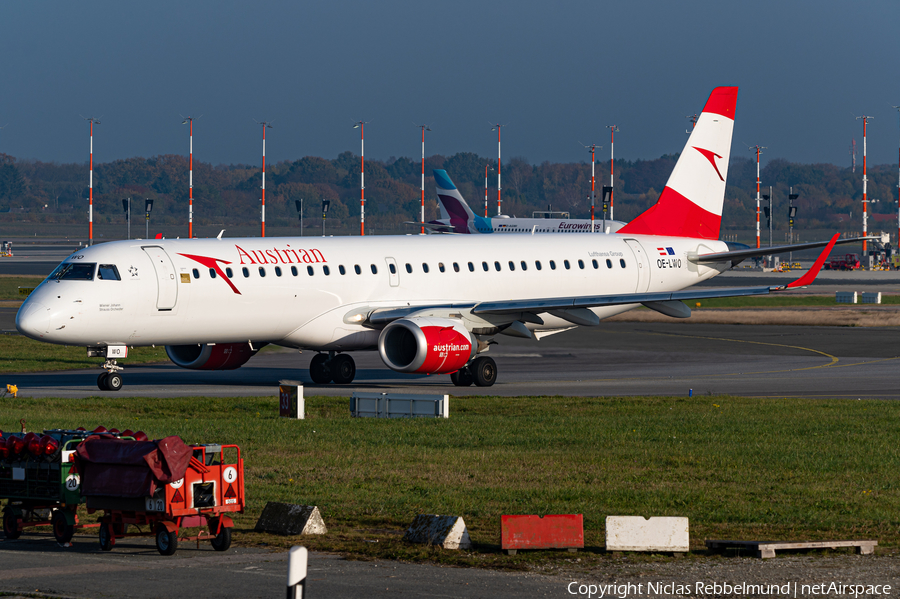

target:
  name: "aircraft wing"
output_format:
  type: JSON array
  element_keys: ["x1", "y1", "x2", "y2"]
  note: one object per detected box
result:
[
  {"x1": 405, "y1": 221, "x2": 458, "y2": 233},
  {"x1": 364, "y1": 235, "x2": 839, "y2": 327},
  {"x1": 691, "y1": 235, "x2": 874, "y2": 266}
]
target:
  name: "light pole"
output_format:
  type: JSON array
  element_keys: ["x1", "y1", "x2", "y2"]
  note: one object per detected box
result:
[
  {"x1": 83, "y1": 117, "x2": 100, "y2": 246},
  {"x1": 417, "y1": 124, "x2": 431, "y2": 234},
  {"x1": 583, "y1": 143, "x2": 601, "y2": 232},
  {"x1": 857, "y1": 115, "x2": 873, "y2": 255},
  {"x1": 254, "y1": 120, "x2": 273, "y2": 237},
  {"x1": 122, "y1": 197, "x2": 131, "y2": 240},
  {"x1": 322, "y1": 199, "x2": 330, "y2": 237},
  {"x1": 686, "y1": 114, "x2": 699, "y2": 133},
  {"x1": 353, "y1": 121, "x2": 368, "y2": 235},
  {"x1": 484, "y1": 164, "x2": 494, "y2": 217},
  {"x1": 893, "y1": 106, "x2": 900, "y2": 249},
  {"x1": 491, "y1": 124, "x2": 503, "y2": 215},
  {"x1": 295, "y1": 199, "x2": 303, "y2": 236},
  {"x1": 788, "y1": 188, "x2": 799, "y2": 262},
  {"x1": 750, "y1": 145, "x2": 766, "y2": 248},
  {"x1": 607, "y1": 125, "x2": 619, "y2": 220},
  {"x1": 144, "y1": 198, "x2": 154, "y2": 239},
  {"x1": 182, "y1": 116, "x2": 198, "y2": 238}
]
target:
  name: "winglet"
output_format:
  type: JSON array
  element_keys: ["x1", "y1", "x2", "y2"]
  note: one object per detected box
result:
[{"x1": 783, "y1": 233, "x2": 839, "y2": 289}]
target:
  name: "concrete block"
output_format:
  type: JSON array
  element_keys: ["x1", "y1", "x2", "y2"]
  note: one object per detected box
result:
[
  {"x1": 255, "y1": 502, "x2": 327, "y2": 535},
  {"x1": 861, "y1": 292, "x2": 882, "y2": 304},
  {"x1": 501, "y1": 514, "x2": 584, "y2": 554},
  {"x1": 835, "y1": 291, "x2": 857, "y2": 304},
  {"x1": 605, "y1": 516, "x2": 689, "y2": 552},
  {"x1": 403, "y1": 514, "x2": 472, "y2": 550}
]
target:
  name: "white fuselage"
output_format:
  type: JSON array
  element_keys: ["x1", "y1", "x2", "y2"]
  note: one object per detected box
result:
[{"x1": 16, "y1": 233, "x2": 728, "y2": 351}]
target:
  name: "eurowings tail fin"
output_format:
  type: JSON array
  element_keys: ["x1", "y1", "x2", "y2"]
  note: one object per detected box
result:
[
  {"x1": 618, "y1": 86, "x2": 738, "y2": 239},
  {"x1": 434, "y1": 169, "x2": 478, "y2": 234}
]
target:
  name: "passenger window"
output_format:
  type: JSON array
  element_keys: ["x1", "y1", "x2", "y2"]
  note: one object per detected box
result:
[
  {"x1": 307, "y1": 266, "x2": 314, "y2": 276},
  {"x1": 242, "y1": 267, "x2": 249, "y2": 278},
  {"x1": 578, "y1": 260, "x2": 585, "y2": 269},
  {"x1": 339, "y1": 265, "x2": 346, "y2": 275},
  {"x1": 549, "y1": 260, "x2": 556, "y2": 270},
  {"x1": 494, "y1": 261, "x2": 501, "y2": 271},
  {"x1": 291, "y1": 266, "x2": 298, "y2": 276},
  {"x1": 354, "y1": 265, "x2": 361, "y2": 275},
  {"x1": 438, "y1": 262, "x2": 446, "y2": 273},
  {"x1": 482, "y1": 261, "x2": 489, "y2": 272},
  {"x1": 606, "y1": 259, "x2": 613, "y2": 268},
  {"x1": 564, "y1": 260, "x2": 571, "y2": 270},
  {"x1": 508, "y1": 261, "x2": 515, "y2": 271},
  {"x1": 323, "y1": 265, "x2": 330, "y2": 275},
  {"x1": 453, "y1": 262, "x2": 460, "y2": 273},
  {"x1": 535, "y1": 261, "x2": 542, "y2": 270},
  {"x1": 225, "y1": 267, "x2": 233, "y2": 278},
  {"x1": 275, "y1": 266, "x2": 282, "y2": 277},
  {"x1": 209, "y1": 268, "x2": 217, "y2": 278},
  {"x1": 592, "y1": 259, "x2": 598, "y2": 269},
  {"x1": 370, "y1": 264, "x2": 378, "y2": 274},
  {"x1": 97, "y1": 264, "x2": 121, "y2": 280},
  {"x1": 422, "y1": 263, "x2": 430, "y2": 273},
  {"x1": 406, "y1": 263, "x2": 412, "y2": 273},
  {"x1": 259, "y1": 267, "x2": 266, "y2": 277},
  {"x1": 192, "y1": 268, "x2": 199, "y2": 279},
  {"x1": 520, "y1": 261, "x2": 527, "y2": 271},
  {"x1": 389, "y1": 263, "x2": 396, "y2": 274},
  {"x1": 468, "y1": 262, "x2": 475, "y2": 272},
  {"x1": 620, "y1": 259, "x2": 626, "y2": 268}
]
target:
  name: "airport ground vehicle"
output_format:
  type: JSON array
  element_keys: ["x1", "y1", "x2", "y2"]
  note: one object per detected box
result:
[
  {"x1": 824, "y1": 253, "x2": 861, "y2": 271},
  {"x1": 77, "y1": 438, "x2": 245, "y2": 555},
  {"x1": 0, "y1": 427, "x2": 137, "y2": 542}
]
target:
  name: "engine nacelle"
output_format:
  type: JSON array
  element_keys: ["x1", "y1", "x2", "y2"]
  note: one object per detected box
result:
[
  {"x1": 378, "y1": 317, "x2": 476, "y2": 374},
  {"x1": 165, "y1": 342, "x2": 263, "y2": 370}
]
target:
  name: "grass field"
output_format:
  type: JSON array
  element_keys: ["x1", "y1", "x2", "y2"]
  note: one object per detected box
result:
[
  {"x1": 0, "y1": 335, "x2": 169, "y2": 373},
  {"x1": 2, "y1": 394, "x2": 897, "y2": 565}
]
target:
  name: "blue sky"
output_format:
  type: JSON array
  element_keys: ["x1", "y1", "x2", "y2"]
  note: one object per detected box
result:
[{"x1": 1, "y1": 1, "x2": 898, "y2": 168}]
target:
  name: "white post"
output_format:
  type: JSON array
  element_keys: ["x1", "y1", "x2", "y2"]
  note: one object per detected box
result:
[{"x1": 286, "y1": 546, "x2": 308, "y2": 599}]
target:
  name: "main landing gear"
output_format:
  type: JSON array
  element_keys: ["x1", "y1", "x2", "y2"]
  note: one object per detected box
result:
[
  {"x1": 97, "y1": 359, "x2": 124, "y2": 392},
  {"x1": 451, "y1": 356, "x2": 497, "y2": 387},
  {"x1": 309, "y1": 352, "x2": 356, "y2": 385}
]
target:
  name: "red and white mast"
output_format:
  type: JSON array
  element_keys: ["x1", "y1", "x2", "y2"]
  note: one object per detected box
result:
[
  {"x1": 418, "y1": 124, "x2": 430, "y2": 234},
  {"x1": 182, "y1": 116, "x2": 196, "y2": 238},
  {"x1": 353, "y1": 121, "x2": 368, "y2": 235},
  {"x1": 84, "y1": 117, "x2": 100, "y2": 246},
  {"x1": 894, "y1": 106, "x2": 900, "y2": 248},
  {"x1": 858, "y1": 116, "x2": 873, "y2": 255},
  {"x1": 584, "y1": 143, "x2": 600, "y2": 232},
  {"x1": 607, "y1": 125, "x2": 619, "y2": 220},
  {"x1": 491, "y1": 124, "x2": 502, "y2": 215},
  {"x1": 750, "y1": 145, "x2": 765, "y2": 249},
  {"x1": 255, "y1": 120, "x2": 273, "y2": 237}
]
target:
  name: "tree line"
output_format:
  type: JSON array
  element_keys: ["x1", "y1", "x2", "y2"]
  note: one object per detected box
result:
[{"x1": 0, "y1": 150, "x2": 897, "y2": 234}]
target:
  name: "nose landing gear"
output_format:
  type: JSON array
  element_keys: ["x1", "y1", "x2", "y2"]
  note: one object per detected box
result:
[{"x1": 97, "y1": 359, "x2": 124, "y2": 391}]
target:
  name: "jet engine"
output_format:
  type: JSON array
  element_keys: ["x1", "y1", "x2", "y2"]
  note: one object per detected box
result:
[
  {"x1": 165, "y1": 342, "x2": 263, "y2": 370},
  {"x1": 377, "y1": 317, "x2": 476, "y2": 374}
]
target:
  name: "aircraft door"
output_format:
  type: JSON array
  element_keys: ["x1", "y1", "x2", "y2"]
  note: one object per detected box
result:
[
  {"x1": 142, "y1": 246, "x2": 179, "y2": 310},
  {"x1": 623, "y1": 239, "x2": 651, "y2": 293},
  {"x1": 385, "y1": 257, "x2": 400, "y2": 287}
]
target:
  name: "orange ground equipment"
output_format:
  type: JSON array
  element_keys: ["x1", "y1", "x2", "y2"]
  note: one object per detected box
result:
[{"x1": 75, "y1": 436, "x2": 244, "y2": 555}]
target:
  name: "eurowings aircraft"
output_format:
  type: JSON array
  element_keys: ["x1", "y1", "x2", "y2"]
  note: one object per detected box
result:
[
  {"x1": 16, "y1": 87, "x2": 857, "y2": 391},
  {"x1": 421, "y1": 169, "x2": 627, "y2": 234}
]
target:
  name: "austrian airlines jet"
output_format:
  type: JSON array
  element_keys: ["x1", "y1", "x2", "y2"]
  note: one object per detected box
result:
[
  {"x1": 15, "y1": 87, "x2": 851, "y2": 391},
  {"x1": 424, "y1": 169, "x2": 626, "y2": 234}
]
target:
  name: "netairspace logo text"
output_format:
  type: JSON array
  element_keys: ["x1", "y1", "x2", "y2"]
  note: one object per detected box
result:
[{"x1": 566, "y1": 581, "x2": 893, "y2": 598}]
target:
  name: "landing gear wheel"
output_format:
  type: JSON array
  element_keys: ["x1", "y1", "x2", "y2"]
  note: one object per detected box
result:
[
  {"x1": 51, "y1": 511, "x2": 75, "y2": 544},
  {"x1": 471, "y1": 356, "x2": 497, "y2": 387},
  {"x1": 3, "y1": 510, "x2": 20, "y2": 540},
  {"x1": 98, "y1": 522, "x2": 115, "y2": 551},
  {"x1": 155, "y1": 524, "x2": 178, "y2": 556},
  {"x1": 97, "y1": 373, "x2": 110, "y2": 391},
  {"x1": 309, "y1": 353, "x2": 332, "y2": 384},
  {"x1": 106, "y1": 373, "x2": 123, "y2": 391},
  {"x1": 450, "y1": 367, "x2": 474, "y2": 387},
  {"x1": 209, "y1": 520, "x2": 232, "y2": 552},
  {"x1": 331, "y1": 354, "x2": 356, "y2": 384}
]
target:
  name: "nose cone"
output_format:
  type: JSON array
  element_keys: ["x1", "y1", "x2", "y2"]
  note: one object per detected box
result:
[{"x1": 16, "y1": 301, "x2": 50, "y2": 339}]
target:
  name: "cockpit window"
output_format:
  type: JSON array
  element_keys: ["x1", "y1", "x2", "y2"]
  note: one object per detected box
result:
[
  {"x1": 97, "y1": 264, "x2": 121, "y2": 280},
  {"x1": 48, "y1": 262, "x2": 96, "y2": 281}
]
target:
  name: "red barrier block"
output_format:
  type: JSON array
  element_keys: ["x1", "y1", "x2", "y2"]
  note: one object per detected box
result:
[{"x1": 501, "y1": 514, "x2": 584, "y2": 555}]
